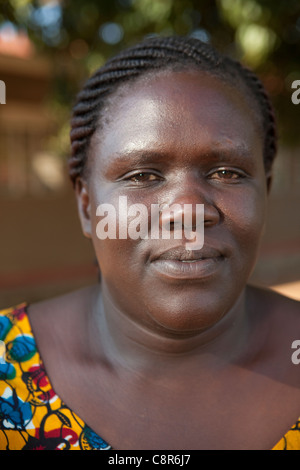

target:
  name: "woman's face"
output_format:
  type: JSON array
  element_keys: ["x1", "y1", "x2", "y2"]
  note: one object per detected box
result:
[{"x1": 77, "y1": 70, "x2": 269, "y2": 333}]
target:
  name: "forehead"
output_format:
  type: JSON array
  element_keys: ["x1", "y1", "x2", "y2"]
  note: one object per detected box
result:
[{"x1": 90, "y1": 70, "x2": 263, "y2": 169}]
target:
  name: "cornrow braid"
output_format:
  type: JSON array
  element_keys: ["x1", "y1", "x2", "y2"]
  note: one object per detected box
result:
[
  {"x1": 69, "y1": 35, "x2": 277, "y2": 186},
  {"x1": 221, "y1": 55, "x2": 277, "y2": 174}
]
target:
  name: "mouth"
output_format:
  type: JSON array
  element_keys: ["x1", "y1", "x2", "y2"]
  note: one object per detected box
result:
[{"x1": 150, "y1": 246, "x2": 226, "y2": 281}]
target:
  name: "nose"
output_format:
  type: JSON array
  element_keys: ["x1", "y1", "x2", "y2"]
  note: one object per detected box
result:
[{"x1": 159, "y1": 174, "x2": 220, "y2": 231}]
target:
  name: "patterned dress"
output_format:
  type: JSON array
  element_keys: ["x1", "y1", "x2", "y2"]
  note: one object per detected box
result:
[
  {"x1": 0, "y1": 304, "x2": 110, "y2": 450},
  {"x1": 0, "y1": 304, "x2": 299, "y2": 450}
]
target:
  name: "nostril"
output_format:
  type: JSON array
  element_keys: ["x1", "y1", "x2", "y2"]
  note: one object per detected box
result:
[
  {"x1": 204, "y1": 204, "x2": 221, "y2": 226},
  {"x1": 159, "y1": 203, "x2": 205, "y2": 231},
  {"x1": 159, "y1": 200, "x2": 220, "y2": 231}
]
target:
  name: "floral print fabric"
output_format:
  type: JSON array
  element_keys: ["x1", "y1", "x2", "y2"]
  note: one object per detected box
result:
[
  {"x1": 272, "y1": 421, "x2": 300, "y2": 450},
  {"x1": 0, "y1": 304, "x2": 111, "y2": 450},
  {"x1": 0, "y1": 303, "x2": 299, "y2": 450}
]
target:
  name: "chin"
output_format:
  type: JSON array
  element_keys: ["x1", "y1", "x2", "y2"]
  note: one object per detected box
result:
[{"x1": 144, "y1": 291, "x2": 234, "y2": 335}]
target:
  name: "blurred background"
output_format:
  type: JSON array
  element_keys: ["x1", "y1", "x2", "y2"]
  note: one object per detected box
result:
[{"x1": 0, "y1": 0, "x2": 299, "y2": 308}]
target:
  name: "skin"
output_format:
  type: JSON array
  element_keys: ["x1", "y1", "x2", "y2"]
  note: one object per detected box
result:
[{"x1": 28, "y1": 70, "x2": 300, "y2": 450}]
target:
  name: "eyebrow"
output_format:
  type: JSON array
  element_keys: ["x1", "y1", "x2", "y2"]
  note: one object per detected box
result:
[
  {"x1": 102, "y1": 150, "x2": 170, "y2": 177},
  {"x1": 103, "y1": 143, "x2": 255, "y2": 175},
  {"x1": 107, "y1": 150, "x2": 170, "y2": 166}
]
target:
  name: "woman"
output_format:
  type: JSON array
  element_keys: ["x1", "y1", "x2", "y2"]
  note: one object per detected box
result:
[{"x1": 0, "y1": 36, "x2": 299, "y2": 450}]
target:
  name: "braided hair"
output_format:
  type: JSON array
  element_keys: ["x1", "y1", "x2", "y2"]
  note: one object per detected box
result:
[{"x1": 69, "y1": 35, "x2": 277, "y2": 186}]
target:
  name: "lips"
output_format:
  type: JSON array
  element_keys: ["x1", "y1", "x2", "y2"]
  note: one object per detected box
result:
[
  {"x1": 152, "y1": 246, "x2": 223, "y2": 262},
  {"x1": 150, "y1": 245, "x2": 226, "y2": 280}
]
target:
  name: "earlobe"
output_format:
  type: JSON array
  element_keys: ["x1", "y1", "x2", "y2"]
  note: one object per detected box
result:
[
  {"x1": 75, "y1": 178, "x2": 92, "y2": 238},
  {"x1": 266, "y1": 170, "x2": 273, "y2": 194}
]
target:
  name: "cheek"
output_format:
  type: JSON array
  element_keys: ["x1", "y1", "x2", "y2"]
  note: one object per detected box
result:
[
  {"x1": 221, "y1": 185, "x2": 268, "y2": 256},
  {"x1": 89, "y1": 191, "x2": 152, "y2": 276},
  {"x1": 93, "y1": 193, "x2": 153, "y2": 240}
]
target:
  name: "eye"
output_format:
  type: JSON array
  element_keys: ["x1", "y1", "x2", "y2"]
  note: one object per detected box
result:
[
  {"x1": 208, "y1": 168, "x2": 246, "y2": 182},
  {"x1": 130, "y1": 172, "x2": 157, "y2": 182},
  {"x1": 123, "y1": 171, "x2": 163, "y2": 184}
]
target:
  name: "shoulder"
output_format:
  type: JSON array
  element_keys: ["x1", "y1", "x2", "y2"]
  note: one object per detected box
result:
[
  {"x1": 27, "y1": 284, "x2": 98, "y2": 335},
  {"x1": 243, "y1": 284, "x2": 300, "y2": 397},
  {"x1": 246, "y1": 284, "x2": 300, "y2": 364},
  {"x1": 27, "y1": 284, "x2": 99, "y2": 365},
  {"x1": 247, "y1": 283, "x2": 300, "y2": 317},
  {"x1": 246, "y1": 283, "x2": 300, "y2": 350}
]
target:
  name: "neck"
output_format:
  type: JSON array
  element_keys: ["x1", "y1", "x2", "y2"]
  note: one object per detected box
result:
[{"x1": 89, "y1": 283, "x2": 251, "y2": 375}]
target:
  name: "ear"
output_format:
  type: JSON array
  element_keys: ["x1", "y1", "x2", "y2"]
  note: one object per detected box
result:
[
  {"x1": 75, "y1": 178, "x2": 92, "y2": 238},
  {"x1": 265, "y1": 170, "x2": 273, "y2": 194}
]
